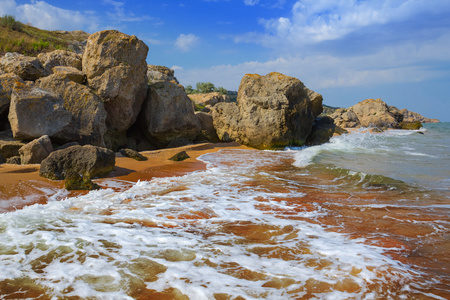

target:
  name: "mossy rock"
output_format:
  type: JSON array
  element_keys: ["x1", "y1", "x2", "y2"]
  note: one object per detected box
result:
[
  {"x1": 64, "y1": 171, "x2": 100, "y2": 191},
  {"x1": 334, "y1": 126, "x2": 348, "y2": 135},
  {"x1": 399, "y1": 121, "x2": 422, "y2": 130},
  {"x1": 168, "y1": 151, "x2": 190, "y2": 161},
  {"x1": 119, "y1": 148, "x2": 147, "y2": 161},
  {"x1": 372, "y1": 127, "x2": 384, "y2": 133}
]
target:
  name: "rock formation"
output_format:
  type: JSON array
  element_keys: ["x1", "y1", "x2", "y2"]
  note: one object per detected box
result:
[
  {"x1": 82, "y1": 30, "x2": 149, "y2": 149},
  {"x1": 142, "y1": 81, "x2": 201, "y2": 148},
  {"x1": 147, "y1": 65, "x2": 179, "y2": 84},
  {"x1": 399, "y1": 108, "x2": 439, "y2": 123},
  {"x1": 37, "y1": 50, "x2": 82, "y2": 73},
  {"x1": 188, "y1": 92, "x2": 230, "y2": 107},
  {"x1": 212, "y1": 72, "x2": 322, "y2": 149},
  {"x1": 39, "y1": 145, "x2": 115, "y2": 180}
]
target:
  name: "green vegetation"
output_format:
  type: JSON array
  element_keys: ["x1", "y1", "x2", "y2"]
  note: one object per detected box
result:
[
  {"x1": 185, "y1": 82, "x2": 228, "y2": 95},
  {"x1": 0, "y1": 15, "x2": 88, "y2": 56}
]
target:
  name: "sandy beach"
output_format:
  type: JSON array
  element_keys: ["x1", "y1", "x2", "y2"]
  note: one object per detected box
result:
[{"x1": 0, "y1": 142, "x2": 250, "y2": 213}]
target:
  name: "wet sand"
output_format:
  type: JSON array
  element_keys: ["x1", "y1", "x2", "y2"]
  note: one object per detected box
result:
[{"x1": 0, "y1": 142, "x2": 249, "y2": 213}]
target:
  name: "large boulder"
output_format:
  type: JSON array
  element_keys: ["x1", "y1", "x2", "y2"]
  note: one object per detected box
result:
[
  {"x1": 37, "y1": 74, "x2": 107, "y2": 146},
  {"x1": 350, "y1": 99, "x2": 400, "y2": 128},
  {"x1": 51, "y1": 66, "x2": 86, "y2": 84},
  {"x1": 399, "y1": 108, "x2": 439, "y2": 123},
  {"x1": 82, "y1": 30, "x2": 149, "y2": 149},
  {"x1": 39, "y1": 145, "x2": 115, "y2": 180},
  {"x1": 141, "y1": 81, "x2": 201, "y2": 148},
  {"x1": 305, "y1": 116, "x2": 336, "y2": 146},
  {"x1": 8, "y1": 83, "x2": 73, "y2": 141},
  {"x1": 19, "y1": 135, "x2": 53, "y2": 164},
  {"x1": 147, "y1": 65, "x2": 179, "y2": 84},
  {"x1": 212, "y1": 72, "x2": 320, "y2": 149},
  {"x1": 0, "y1": 53, "x2": 48, "y2": 81},
  {"x1": 37, "y1": 50, "x2": 82, "y2": 73}
]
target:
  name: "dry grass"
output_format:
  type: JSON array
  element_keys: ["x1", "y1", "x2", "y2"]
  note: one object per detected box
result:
[{"x1": 0, "y1": 15, "x2": 89, "y2": 56}]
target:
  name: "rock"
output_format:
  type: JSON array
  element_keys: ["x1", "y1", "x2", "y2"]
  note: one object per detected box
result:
[
  {"x1": 52, "y1": 66, "x2": 86, "y2": 84},
  {"x1": 0, "y1": 73, "x2": 25, "y2": 116},
  {"x1": 147, "y1": 65, "x2": 179, "y2": 84},
  {"x1": 166, "y1": 137, "x2": 191, "y2": 149},
  {"x1": 6, "y1": 156, "x2": 20, "y2": 164},
  {"x1": 39, "y1": 145, "x2": 115, "y2": 180},
  {"x1": 349, "y1": 99, "x2": 400, "y2": 128},
  {"x1": 399, "y1": 121, "x2": 423, "y2": 130},
  {"x1": 37, "y1": 50, "x2": 82, "y2": 73},
  {"x1": 19, "y1": 135, "x2": 53, "y2": 164},
  {"x1": 188, "y1": 92, "x2": 230, "y2": 107},
  {"x1": 0, "y1": 130, "x2": 26, "y2": 158},
  {"x1": 334, "y1": 126, "x2": 348, "y2": 135},
  {"x1": 399, "y1": 108, "x2": 439, "y2": 123},
  {"x1": 55, "y1": 142, "x2": 79, "y2": 151},
  {"x1": 36, "y1": 74, "x2": 107, "y2": 146},
  {"x1": 64, "y1": 171, "x2": 100, "y2": 190},
  {"x1": 0, "y1": 153, "x2": 5, "y2": 164},
  {"x1": 8, "y1": 83, "x2": 73, "y2": 141},
  {"x1": 329, "y1": 108, "x2": 360, "y2": 128},
  {"x1": 118, "y1": 148, "x2": 147, "y2": 161},
  {"x1": 83, "y1": 30, "x2": 149, "y2": 148},
  {"x1": 0, "y1": 52, "x2": 48, "y2": 81},
  {"x1": 195, "y1": 111, "x2": 220, "y2": 143},
  {"x1": 142, "y1": 81, "x2": 201, "y2": 148},
  {"x1": 305, "y1": 116, "x2": 336, "y2": 146},
  {"x1": 168, "y1": 151, "x2": 190, "y2": 161},
  {"x1": 212, "y1": 72, "x2": 320, "y2": 149}
]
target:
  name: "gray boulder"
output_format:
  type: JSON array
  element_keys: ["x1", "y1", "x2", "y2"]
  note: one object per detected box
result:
[
  {"x1": 39, "y1": 145, "x2": 115, "y2": 180},
  {"x1": 37, "y1": 74, "x2": 107, "y2": 146},
  {"x1": 8, "y1": 84, "x2": 73, "y2": 141},
  {"x1": 212, "y1": 72, "x2": 320, "y2": 149},
  {"x1": 195, "y1": 111, "x2": 220, "y2": 143},
  {"x1": 19, "y1": 135, "x2": 53, "y2": 164},
  {"x1": 305, "y1": 116, "x2": 336, "y2": 146},
  {"x1": 0, "y1": 52, "x2": 48, "y2": 81},
  {"x1": 142, "y1": 81, "x2": 201, "y2": 148}
]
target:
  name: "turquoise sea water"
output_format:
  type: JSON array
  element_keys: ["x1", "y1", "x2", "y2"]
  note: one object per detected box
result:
[{"x1": 0, "y1": 123, "x2": 448, "y2": 299}]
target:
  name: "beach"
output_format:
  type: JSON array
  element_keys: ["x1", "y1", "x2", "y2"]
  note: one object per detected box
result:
[{"x1": 0, "y1": 124, "x2": 449, "y2": 299}]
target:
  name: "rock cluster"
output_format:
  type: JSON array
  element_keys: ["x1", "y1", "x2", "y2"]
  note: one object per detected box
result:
[
  {"x1": 0, "y1": 28, "x2": 336, "y2": 187},
  {"x1": 329, "y1": 98, "x2": 438, "y2": 129}
]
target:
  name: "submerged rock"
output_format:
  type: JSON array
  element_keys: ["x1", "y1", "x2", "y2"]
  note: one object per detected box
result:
[
  {"x1": 399, "y1": 121, "x2": 423, "y2": 130},
  {"x1": 212, "y1": 72, "x2": 321, "y2": 149},
  {"x1": 39, "y1": 145, "x2": 115, "y2": 180},
  {"x1": 64, "y1": 171, "x2": 101, "y2": 190}
]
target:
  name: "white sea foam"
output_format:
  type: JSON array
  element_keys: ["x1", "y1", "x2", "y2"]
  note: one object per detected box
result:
[{"x1": 0, "y1": 150, "x2": 433, "y2": 299}]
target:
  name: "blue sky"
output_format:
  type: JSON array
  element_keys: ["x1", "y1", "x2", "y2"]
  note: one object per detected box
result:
[{"x1": 1, "y1": 0, "x2": 450, "y2": 121}]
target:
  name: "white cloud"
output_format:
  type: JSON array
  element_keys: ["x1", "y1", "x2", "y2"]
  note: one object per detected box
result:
[
  {"x1": 175, "y1": 34, "x2": 200, "y2": 52},
  {"x1": 103, "y1": 0, "x2": 151, "y2": 22},
  {"x1": 244, "y1": 0, "x2": 260, "y2": 5},
  {"x1": 171, "y1": 65, "x2": 183, "y2": 71},
  {"x1": 1, "y1": 0, "x2": 99, "y2": 32}
]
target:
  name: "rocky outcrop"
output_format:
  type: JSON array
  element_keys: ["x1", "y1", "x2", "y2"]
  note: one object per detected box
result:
[
  {"x1": 37, "y1": 74, "x2": 107, "y2": 146},
  {"x1": 18, "y1": 135, "x2": 53, "y2": 164},
  {"x1": 8, "y1": 83, "x2": 73, "y2": 141},
  {"x1": 142, "y1": 81, "x2": 201, "y2": 148},
  {"x1": 147, "y1": 65, "x2": 179, "y2": 84},
  {"x1": 37, "y1": 50, "x2": 82, "y2": 73},
  {"x1": 39, "y1": 145, "x2": 115, "y2": 180},
  {"x1": 0, "y1": 73, "x2": 24, "y2": 117},
  {"x1": 399, "y1": 108, "x2": 439, "y2": 123},
  {"x1": 305, "y1": 116, "x2": 336, "y2": 146},
  {"x1": 0, "y1": 53, "x2": 48, "y2": 81},
  {"x1": 83, "y1": 30, "x2": 149, "y2": 149},
  {"x1": 350, "y1": 99, "x2": 402, "y2": 128},
  {"x1": 212, "y1": 72, "x2": 320, "y2": 149},
  {"x1": 188, "y1": 92, "x2": 230, "y2": 107}
]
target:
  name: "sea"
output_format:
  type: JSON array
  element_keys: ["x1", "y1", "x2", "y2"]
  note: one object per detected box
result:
[{"x1": 0, "y1": 123, "x2": 449, "y2": 299}]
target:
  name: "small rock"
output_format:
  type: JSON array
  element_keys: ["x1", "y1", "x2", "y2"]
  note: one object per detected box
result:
[
  {"x1": 168, "y1": 151, "x2": 190, "y2": 161},
  {"x1": 0, "y1": 153, "x2": 5, "y2": 164},
  {"x1": 19, "y1": 135, "x2": 53, "y2": 164},
  {"x1": 399, "y1": 121, "x2": 422, "y2": 130},
  {"x1": 118, "y1": 148, "x2": 148, "y2": 161},
  {"x1": 6, "y1": 156, "x2": 21, "y2": 165},
  {"x1": 64, "y1": 171, "x2": 101, "y2": 190}
]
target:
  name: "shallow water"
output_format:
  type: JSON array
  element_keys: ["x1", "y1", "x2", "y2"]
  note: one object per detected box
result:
[{"x1": 0, "y1": 124, "x2": 449, "y2": 299}]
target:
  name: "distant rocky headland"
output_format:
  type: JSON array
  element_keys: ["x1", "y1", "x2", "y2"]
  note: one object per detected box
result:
[{"x1": 0, "y1": 25, "x2": 438, "y2": 189}]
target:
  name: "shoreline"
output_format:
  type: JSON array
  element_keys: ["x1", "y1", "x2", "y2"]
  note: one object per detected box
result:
[{"x1": 0, "y1": 142, "x2": 250, "y2": 213}]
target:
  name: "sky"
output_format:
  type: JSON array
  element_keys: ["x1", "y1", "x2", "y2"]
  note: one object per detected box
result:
[{"x1": 1, "y1": 0, "x2": 449, "y2": 121}]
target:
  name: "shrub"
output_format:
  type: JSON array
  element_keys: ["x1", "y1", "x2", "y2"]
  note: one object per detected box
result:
[{"x1": 0, "y1": 15, "x2": 23, "y2": 31}]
